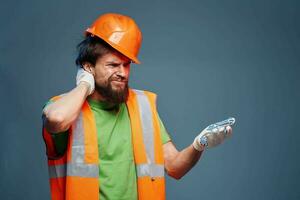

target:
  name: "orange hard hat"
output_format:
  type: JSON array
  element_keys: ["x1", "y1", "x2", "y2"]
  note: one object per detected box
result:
[{"x1": 85, "y1": 13, "x2": 142, "y2": 64}]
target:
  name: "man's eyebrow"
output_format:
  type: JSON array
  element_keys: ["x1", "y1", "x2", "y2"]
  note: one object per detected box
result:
[
  {"x1": 105, "y1": 61, "x2": 131, "y2": 65},
  {"x1": 105, "y1": 61, "x2": 120, "y2": 64},
  {"x1": 124, "y1": 61, "x2": 131, "y2": 65}
]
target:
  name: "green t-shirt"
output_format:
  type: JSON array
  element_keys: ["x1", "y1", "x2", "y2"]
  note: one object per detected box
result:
[{"x1": 44, "y1": 97, "x2": 171, "y2": 200}]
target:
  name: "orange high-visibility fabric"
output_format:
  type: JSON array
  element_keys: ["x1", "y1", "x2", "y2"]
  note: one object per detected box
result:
[
  {"x1": 126, "y1": 90, "x2": 148, "y2": 164},
  {"x1": 44, "y1": 99, "x2": 99, "y2": 200},
  {"x1": 137, "y1": 177, "x2": 166, "y2": 200},
  {"x1": 43, "y1": 89, "x2": 165, "y2": 200},
  {"x1": 127, "y1": 90, "x2": 165, "y2": 200}
]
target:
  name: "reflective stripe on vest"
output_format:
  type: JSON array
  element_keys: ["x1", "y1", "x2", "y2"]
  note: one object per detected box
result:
[
  {"x1": 49, "y1": 163, "x2": 98, "y2": 178},
  {"x1": 133, "y1": 90, "x2": 164, "y2": 179},
  {"x1": 48, "y1": 112, "x2": 99, "y2": 179},
  {"x1": 136, "y1": 163, "x2": 164, "y2": 178}
]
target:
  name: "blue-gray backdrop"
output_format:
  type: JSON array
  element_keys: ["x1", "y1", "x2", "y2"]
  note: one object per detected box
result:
[{"x1": 1, "y1": 0, "x2": 299, "y2": 199}]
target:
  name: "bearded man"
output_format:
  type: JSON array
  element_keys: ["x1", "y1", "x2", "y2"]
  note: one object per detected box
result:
[{"x1": 42, "y1": 13, "x2": 234, "y2": 200}]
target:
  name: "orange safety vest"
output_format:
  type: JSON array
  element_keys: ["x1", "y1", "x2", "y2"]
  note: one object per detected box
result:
[{"x1": 43, "y1": 89, "x2": 166, "y2": 200}]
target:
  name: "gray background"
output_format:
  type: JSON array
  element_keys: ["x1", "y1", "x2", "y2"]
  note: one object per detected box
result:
[{"x1": 1, "y1": 0, "x2": 299, "y2": 199}]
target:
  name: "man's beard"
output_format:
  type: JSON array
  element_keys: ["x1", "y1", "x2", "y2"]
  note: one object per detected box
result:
[{"x1": 95, "y1": 77, "x2": 129, "y2": 104}]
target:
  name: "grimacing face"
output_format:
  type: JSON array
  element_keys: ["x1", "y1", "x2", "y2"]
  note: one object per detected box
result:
[{"x1": 84, "y1": 51, "x2": 131, "y2": 104}]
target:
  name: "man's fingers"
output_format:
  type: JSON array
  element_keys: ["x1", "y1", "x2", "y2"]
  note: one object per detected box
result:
[
  {"x1": 224, "y1": 126, "x2": 232, "y2": 138},
  {"x1": 198, "y1": 120, "x2": 235, "y2": 149}
]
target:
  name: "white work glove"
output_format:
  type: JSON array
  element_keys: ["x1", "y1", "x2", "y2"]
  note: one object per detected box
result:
[
  {"x1": 76, "y1": 68, "x2": 95, "y2": 95},
  {"x1": 193, "y1": 117, "x2": 235, "y2": 151}
]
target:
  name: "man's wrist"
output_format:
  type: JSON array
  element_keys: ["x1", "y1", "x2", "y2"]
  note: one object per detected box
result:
[
  {"x1": 192, "y1": 137, "x2": 205, "y2": 152},
  {"x1": 78, "y1": 81, "x2": 92, "y2": 95}
]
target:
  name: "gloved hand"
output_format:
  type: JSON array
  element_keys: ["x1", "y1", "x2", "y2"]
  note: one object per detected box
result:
[
  {"x1": 193, "y1": 117, "x2": 235, "y2": 151},
  {"x1": 76, "y1": 68, "x2": 95, "y2": 95}
]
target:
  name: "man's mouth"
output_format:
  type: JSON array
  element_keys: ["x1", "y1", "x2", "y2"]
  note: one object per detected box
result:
[
  {"x1": 112, "y1": 79, "x2": 126, "y2": 82},
  {"x1": 111, "y1": 80, "x2": 127, "y2": 86}
]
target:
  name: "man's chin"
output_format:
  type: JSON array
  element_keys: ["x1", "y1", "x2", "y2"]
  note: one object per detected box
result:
[
  {"x1": 111, "y1": 86, "x2": 125, "y2": 92},
  {"x1": 111, "y1": 90, "x2": 129, "y2": 104},
  {"x1": 98, "y1": 86, "x2": 128, "y2": 104},
  {"x1": 111, "y1": 84, "x2": 127, "y2": 93}
]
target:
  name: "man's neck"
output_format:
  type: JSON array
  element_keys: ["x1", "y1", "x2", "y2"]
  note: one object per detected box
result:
[
  {"x1": 88, "y1": 91, "x2": 117, "y2": 107},
  {"x1": 89, "y1": 90, "x2": 105, "y2": 102}
]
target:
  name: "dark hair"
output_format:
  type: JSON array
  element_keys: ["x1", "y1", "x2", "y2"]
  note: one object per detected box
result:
[{"x1": 75, "y1": 35, "x2": 115, "y2": 67}]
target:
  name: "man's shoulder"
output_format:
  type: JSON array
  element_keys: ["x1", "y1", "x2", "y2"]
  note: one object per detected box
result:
[
  {"x1": 129, "y1": 88, "x2": 159, "y2": 105},
  {"x1": 130, "y1": 88, "x2": 157, "y2": 96}
]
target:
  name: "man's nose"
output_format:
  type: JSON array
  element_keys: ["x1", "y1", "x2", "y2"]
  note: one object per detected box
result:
[{"x1": 116, "y1": 65, "x2": 128, "y2": 78}]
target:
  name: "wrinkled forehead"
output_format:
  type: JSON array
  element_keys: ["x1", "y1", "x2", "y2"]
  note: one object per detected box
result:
[{"x1": 99, "y1": 50, "x2": 132, "y2": 64}]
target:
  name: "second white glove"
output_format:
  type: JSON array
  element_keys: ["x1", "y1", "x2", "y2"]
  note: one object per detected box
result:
[{"x1": 76, "y1": 68, "x2": 95, "y2": 95}]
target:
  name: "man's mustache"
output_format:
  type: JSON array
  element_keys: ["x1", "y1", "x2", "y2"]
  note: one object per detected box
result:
[{"x1": 109, "y1": 76, "x2": 128, "y2": 83}]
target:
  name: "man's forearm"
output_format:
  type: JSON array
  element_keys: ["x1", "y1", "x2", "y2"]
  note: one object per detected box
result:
[
  {"x1": 164, "y1": 142, "x2": 203, "y2": 179},
  {"x1": 43, "y1": 82, "x2": 90, "y2": 133}
]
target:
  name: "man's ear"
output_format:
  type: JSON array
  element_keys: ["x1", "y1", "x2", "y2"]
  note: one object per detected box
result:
[{"x1": 82, "y1": 62, "x2": 95, "y2": 75}]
